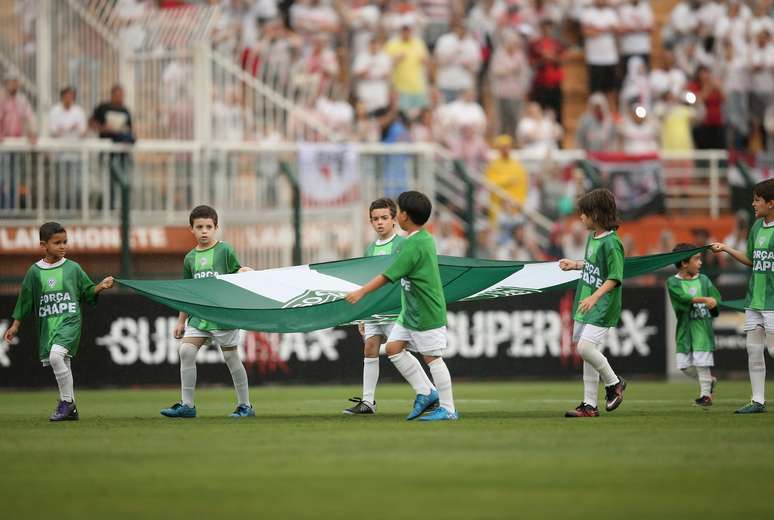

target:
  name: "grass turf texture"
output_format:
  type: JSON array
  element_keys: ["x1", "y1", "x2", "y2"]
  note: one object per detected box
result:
[{"x1": 1, "y1": 381, "x2": 773, "y2": 520}]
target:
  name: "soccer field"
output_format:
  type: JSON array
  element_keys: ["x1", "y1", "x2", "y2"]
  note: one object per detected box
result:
[{"x1": 1, "y1": 381, "x2": 773, "y2": 520}]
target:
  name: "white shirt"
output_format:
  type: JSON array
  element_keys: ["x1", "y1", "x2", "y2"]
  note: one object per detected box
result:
[
  {"x1": 49, "y1": 103, "x2": 86, "y2": 139},
  {"x1": 581, "y1": 6, "x2": 619, "y2": 65},
  {"x1": 433, "y1": 32, "x2": 482, "y2": 91},
  {"x1": 436, "y1": 99, "x2": 486, "y2": 135},
  {"x1": 749, "y1": 43, "x2": 774, "y2": 95},
  {"x1": 349, "y1": 5, "x2": 381, "y2": 56},
  {"x1": 618, "y1": 118, "x2": 658, "y2": 154},
  {"x1": 352, "y1": 50, "x2": 392, "y2": 113},
  {"x1": 618, "y1": 1, "x2": 653, "y2": 55}
]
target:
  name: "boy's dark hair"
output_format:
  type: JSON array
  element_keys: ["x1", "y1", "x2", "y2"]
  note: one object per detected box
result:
[
  {"x1": 39, "y1": 221, "x2": 66, "y2": 242},
  {"x1": 577, "y1": 189, "x2": 620, "y2": 230},
  {"x1": 189, "y1": 205, "x2": 218, "y2": 227},
  {"x1": 369, "y1": 197, "x2": 397, "y2": 218},
  {"x1": 672, "y1": 242, "x2": 698, "y2": 269},
  {"x1": 397, "y1": 191, "x2": 432, "y2": 226},
  {"x1": 753, "y1": 179, "x2": 774, "y2": 202}
]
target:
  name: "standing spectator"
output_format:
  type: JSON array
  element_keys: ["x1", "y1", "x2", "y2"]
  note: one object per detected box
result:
[
  {"x1": 714, "y1": 0, "x2": 751, "y2": 53},
  {"x1": 581, "y1": 0, "x2": 621, "y2": 106},
  {"x1": 663, "y1": 0, "x2": 700, "y2": 49},
  {"x1": 649, "y1": 49, "x2": 687, "y2": 101},
  {"x1": 90, "y1": 84, "x2": 135, "y2": 143},
  {"x1": 617, "y1": 102, "x2": 659, "y2": 154},
  {"x1": 418, "y1": 0, "x2": 460, "y2": 50},
  {"x1": 529, "y1": 19, "x2": 565, "y2": 127},
  {"x1": 0, "y1": 75, "x2": 37, "y2": 209},
  {"x1": 688, "y1": 65, "x2": 726, "y2": 149},
  {"x1": 717, "y1": 38, "x2": 751, "y2": 151},
  {"x1": 49, "y1": 86, "x2": 87, "y2": 210},
  {"x1": 434, "y1": 20, "x2": 482, "y2": 102},
  {"x1": 576, "y1": 93, "x2": 615, "y2": 151},
  {"x1": 674, "y1": 37, "x2": 715, "y2": 80},
  {"x1": 290, "y1": 0, "x2": 340, "y2": 39},
  {"x1": 618, "y1": 0, "x2": 653, "y2": 70},
  {"x1": 352, "y1": 36, "x2": 392, "y2": 115},
  {"x1": 619, "y1": 56, "x2": 652, "y2": 112},
  {"x1": 490, "y1": 30, "x2": 530, "y2": 138},
  {"x1": 485, "y1": 134, "x2": 529, "y2": 221},
  {"x1": 385, "y1": 21, "x2": 430, "y2": 115},
  {"x1": 749, "y1": 27, "x2": 774, "y2": 148},
  {"x1": 517, "y1": 101, "x2": 562, "y2": 153},
  {"x1": 659, "y1": 91, "x2": 696, "y2": 152}
]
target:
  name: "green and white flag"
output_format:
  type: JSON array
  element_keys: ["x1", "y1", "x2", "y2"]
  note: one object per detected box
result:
[{"x1": 118, "y1": 247, "x2": 706, "y2": 333}]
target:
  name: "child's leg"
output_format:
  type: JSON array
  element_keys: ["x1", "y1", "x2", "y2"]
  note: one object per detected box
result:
[
  {"x1": 386, "y1": 340, "x2": 432, "y2": 396},
  {"x1": 746, "y1": 326, "x2": 766, "y2": 404},
  {"x1": 49, "y1": 345, "x2": 74, "y2": 403},
  {"x1": 696, "y1": 366, "x2": 713, "y2": 397},
  {"x1": 425, "y1": 355, "x2": 455, "y2": 413},
  {"x1": 221, "y1": 345, "x2": 250, "y2": 406},
  {"x1": 180, "y1": 338, "x2": 205, "y2": 406},
  {"x1": 362, "y1": 335, "x2": 382, "y2": 404},
  {"x1": 583, "y1": 362, "x2": 600, "y2": 408},
  {"x1": 576, "y1": 333, "x2": 619, "y2": 387}
]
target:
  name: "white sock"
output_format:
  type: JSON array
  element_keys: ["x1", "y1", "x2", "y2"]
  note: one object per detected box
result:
[
  {"x1": 747, "y1": 329, "x2": 766, "y2": 404},
  {"x1": 420, "y1": 360, "x2": 437, "y2": 392},
  {"x1": 428, "y1": 358, "x2": 455, "y2": 412},
  {"x1": 49, "y1": 345, "x2": 74, "y2": 403},
  {"x1": 577, "y1": 340, "x2": 619, "y2": 386},
  {"x1": 362, "y1": 357, "x2": 379, "y2": 404},
  {"x1": 583, "y1": 361, "x2": 599, "y2": 408},
  {"x1": 179, "y1": 343, "x2": 198, "y2": 407},
  {"x1": 681, "y1": 366, "x2": 698, "y2": 379},
  {"x1": 696, "y1": 367, "x2": 713, "y2": 397},
  {"x1": 378, "y1": 344, "x2": 387, "y2": 356},
  {"x1": 222, "y1": 348, "x2": 250, "y2": 406},
  {"x1": 389, "y1": 350, "x2": 431, "y2": 396},
  {"x1": 767, "y1": 332, "x2": 774, "y2": 358}
]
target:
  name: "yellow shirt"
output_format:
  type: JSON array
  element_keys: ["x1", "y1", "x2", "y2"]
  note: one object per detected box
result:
[
  {"x1": 384, "y1": 37, "x2": 428, "y2": 95},
  {"x1": 485, "y1": 157, "x2": 528, "y2": 218},
  {"x1": 660, "y1": 105, "x2": 694, "y2": 151}
]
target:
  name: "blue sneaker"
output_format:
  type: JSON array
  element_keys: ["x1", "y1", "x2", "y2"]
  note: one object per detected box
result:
[
  {"x1": 417, "y1": 407, "x2": 459, "y2": 422},
  {"x1": 406, "y1": 389, "x2": 439, "y2": 420},
  {"x1": 735, "y1": 401, "x2": 766, "y2": 414},
  {"x1": 160, "y1": 402, "x2": 196, "y2": 418},
  {"x1": 230, "y1": 404, "x2": 256, "y2": 418}
]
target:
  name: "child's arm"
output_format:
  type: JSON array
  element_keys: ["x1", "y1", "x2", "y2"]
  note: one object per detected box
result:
[
  {"x1": 711, "y1": 242, "x2": 752, "y2": 267},
  {"x1": 346, "y1": 275, "x2": 389, "y2": 304},
  {"x1": 93, "y1": 276, "x2": 115, "y2": 296},
  {"x1": 578, "y1": 279, "x2": 620, "y2": 313},
  {"x1": 559, "y1": 259, "x2": 585, "y2": 271},
  {"x1": 579, "y1": 239, "x2": 623, "y2": 313},
  {"x1": 3, "y1": 319, "x2": 21, "y2": 343},
  {"x1": 5, "y1": 270, "x2": 35, "y2": 342},
  {"x1": 174, "y1": 311, "x2": 188, "y2": 339}
]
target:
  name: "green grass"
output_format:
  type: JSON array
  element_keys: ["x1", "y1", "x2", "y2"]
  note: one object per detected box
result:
[{"x1": 1, "y1": 381, "x2": 773, "y2": 520}]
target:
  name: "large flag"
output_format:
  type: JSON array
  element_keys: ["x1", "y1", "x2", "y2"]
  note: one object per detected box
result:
[{"x1": 118, "y1": 247, "x2": 705, "y2": 333}]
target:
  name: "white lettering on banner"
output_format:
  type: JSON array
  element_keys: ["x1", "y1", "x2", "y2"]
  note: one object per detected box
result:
[
  {"x1": 0, "y1": 226, "x2": 168, "y2": 251},
  {"x1": 446, "y1": 310, "x2": 655, "y2": 358},
  {"x1": 278, "y1": 330, "x2": 344, "y2": 362}
]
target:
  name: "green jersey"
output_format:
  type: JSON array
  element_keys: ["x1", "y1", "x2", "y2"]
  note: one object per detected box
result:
[
  {"x1": 11, "y1": 258, "x2": 98, "y2": 361},
  {"x1": 573, "y1": 231, "x2": 624, "y2": 327},
  {"x1": 183, "y1": 241, "x2": 241, "y2": 331},
  {"x1": 365, "y1": 234, "x2": 406, "y2": 257},
  {"x1": 745, "y1": 218, "x2": 774, "y2": 311},
  {"x1": 383, "y1": 229, "x2": 446, "y2": 331},
  {"x1": 667, "y1": 274, "x2": 721, "y2": 353}
]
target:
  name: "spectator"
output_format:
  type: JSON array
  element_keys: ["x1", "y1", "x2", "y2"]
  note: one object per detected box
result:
[
  {"x1": 663, "y1": 0, "x2": 701, "y2": 49},
  {"x1": 447, "y1": 124, "x2": 489, "y2": 175},
  {"x1": 290, "y1": 0, "x2": 340, "y2": 39},
  {"x1": 353, "y1": 101, "x2": 380, "y2": 142},
  {"x1": 335, "y1": 0, "x2": 381, "y2": 57},
  {"x1": 418, "y1": 0, "x2": 460, "y2": 50},
  {"x1": 436, "y1": 89, "x2": 487, "y2": 140},
  {"x1": 617, "y1": 102, "x2": 659, "y2": 154},
  {"x1": 495, "y1": 221, "x2": 543, "y2": 261},
  {"x1": 619, "y1": 55, "x2": 651, "y2": 112},
  {"x1": 749, "y1": 27, "x2": 774, "y2": 148},
  {"x1": 90, "y1": 84, "x2": 135, "y2": 143},
  {"x1": 529, "y1": 19, "x2": 564, "y2": 127},
  {"x1": 649, "y1": 49, "x2": 687, "y2": 101},
  {"x1": 485, "y1": 134, "x2": 529, "y2": 221},
  {"x1": 687, "y1": 65, "x2": 726, "y2": 149},
  {"x1": 659, "y1": 90, "x2": 696, "y2": 152},
  {"x1": 435, "y1": 211, "x2": 468, "y2": 256},
  {"x1": 517, "y1": 101, "x2": 562, "y2": 153},
  {"x1": 385, "y1": 20, "x2": 430, "y2": 116},
  {"x1": 674, "y1": 37, "x2": 714, "y2": 79},
  {"x1": 410, "y1": 108, "x2": 436, "y2": 142},
  {"x1": 714, "y1": 0, "x2": 750, "y2": 53},
  {"x1": 352, "y1": 35, "x2": 392, "y2": 115},
  {"x1": 0, "y1": 75, "x2": 37, "y2": 210},
  {"x1": 49, "y1": 86, "x2": 87, "y2": 210},
  {"x1": 575, "y1": 93, "x2": 614, "y2": 152},
  {"x1": 561, "y1": 220, "x2": 588, "y2": 260},
  {"x1": 618, "y1": 0, "x2": 654, "y2": 69},
  {"x1": 298, "y1": 34, "x2": 339, "y2": 97},
  {"x1": 434, "y1": 20, "x2": 482, "y2": 102},
  {"x1": 581, "y1": 0, "x2": 621, "y2": 104},
  {"x1": 717, "y1": 38, "x2": 750, "y2": 151},
  {"x1": 490, "y1": 30, "x2": 530, "y2": 138}
]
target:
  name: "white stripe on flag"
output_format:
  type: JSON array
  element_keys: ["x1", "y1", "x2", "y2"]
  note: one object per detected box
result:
[
  {"x1": 469, "y1": 261, "x2": 580, "y2": 297},
  {"x1": 217, "y1": 265, "x2": 362, "y2": 303}
]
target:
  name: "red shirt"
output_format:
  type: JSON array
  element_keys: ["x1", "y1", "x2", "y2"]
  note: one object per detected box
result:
[
  {"x1": 688, "y1": 81, "x2": 724, "y2": 127},
  {"x1": 530, "y1": 37, "x2": 564, "y2": 88}
]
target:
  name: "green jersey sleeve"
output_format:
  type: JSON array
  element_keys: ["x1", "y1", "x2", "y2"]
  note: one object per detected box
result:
[
  {"x1": 10, "y1": 268, "x2": 35, "y2": 321},
  {"x1": 77, "y1": 265, "x2": 98, "y2": 306},
  {"x1": 383, "y1": 241, "x2": 418, "y2": 282},
  {"x1": 747, "y1": 222, "x2": 756, "y2": 261},
  {"x1": 183, "y1": 252, "x2": 193, "y2": 280},
  {"x1": 225, "y1": 243, "x2": 241, "y2": 274},
  {"x1": 606, "y1": 239, "x2": 624, "y2": 282},
  {"x1": 667, "y1": 276, "x2": 692, "y2": 314}
]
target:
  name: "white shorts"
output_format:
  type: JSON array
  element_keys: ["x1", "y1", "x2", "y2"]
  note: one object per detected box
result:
[
  {"x1": 387, "y1": 322, "x2": 447, "y2": 357},
  {"x1": 183, "y1": 324, "x2": 240, "y2": 348},
  {"x1": 363, "y1": 322, "x2": 394, "y2": 341},
  {"x1": 676, "y1": 351, "x2": 715, "y2": 369},
  {"x1": 744, "y1": 310, "x2": 774, "y2": 333},
  {"x1": 572, "y1": 321, "x2": 610, "y2": 345},
  {"x1": 41, "y1": 344, "x2": 71, "y2": 367}
]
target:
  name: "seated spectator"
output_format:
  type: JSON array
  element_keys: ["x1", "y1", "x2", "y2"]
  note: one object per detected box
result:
[
  {"x1": 618, "y1": 0, "x2": 654, "y2": 69},
  {"x1": 352, "y1": 36, "x2": 392, "y2": 115},
  {"x1": 385, "y1": 20, "x2": 430, "y2": 116},
  {"x1": 90, "y1": 84, "x2": 135, "y2": 143},
  {"x1": 433, "y1": 20, "x2": 481, "y2": 102},
  {"x1": 575, "y1": 93, "x2": 614, "y2": 152},
  {"x1": 581, "y1": 0, "x2": 620, "y2": 104},
  {"x1": 517, "y1": 101, "x2": 562, "y2": 154},
  {"x1": 490, "y1": 30, "x2": 530, "y2": 138},
  {"x1": 529, "y1": 19, "x2": 564, "y2": 127},
  {"x1": 485, "y1": 134, "x2": 529, "y2": 221},
  {"x1": 687, "y1": 65, "x2": 725, "y2": 149},
  {"x1": 617, "y1": 102, "x2": 659, "y2": 154}
]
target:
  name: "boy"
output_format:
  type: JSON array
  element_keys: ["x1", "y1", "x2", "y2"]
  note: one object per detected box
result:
[
  {"x1": 667, "y1": 243, "x2": 721, "y2": 406},
  {"x1": 343, "y1": 198, "x2": 437, "y2": 415},
  {"x1": 3, "y1": 222, "x2": 114, "y2": 421},
  {"x1": 559, "y1": 188, "x2": 627, "y2": 418},
  {"x1": 711, "y1": 178, "x2": 774, "y2": 414},
  {"x1": 160, "y1": 205, "x2": 255, "y2": 418},
  {"x1": 346, "y1": 191, "x2": 458, "y2": 421}
]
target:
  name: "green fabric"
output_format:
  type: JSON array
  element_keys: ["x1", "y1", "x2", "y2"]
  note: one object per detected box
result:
[
  {"x1": 364, "y1": 234, "x2": 406, "y2": 257},
  {"x1": 383, "y1": 229, "x2": 446, "y2": 331},
  {"x1": 746, "y1": 219, "x2": 774, "y2": 311},
  {"x1": 573, "y1": 231, "x2": 625, "y2": 327},
  {"x1": 11, "y1": 259, "x2": 97, "y2": 360},
  {"x1": 667, "y1": 274, "x2": 721, "y2": 353},
  {"x1": 183, "y1": 241, "x2": 241, "y2": 331}
]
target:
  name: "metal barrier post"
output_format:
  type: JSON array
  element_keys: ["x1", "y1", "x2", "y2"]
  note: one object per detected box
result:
[
  {"x1": 110, "y1": 154, "x2": 132, "y2": 278},
  {"x1": 453, "y1": 160, "x2": 476, "y2": 258},
  {"x1": 280, "y1": 161, "x2": 302, "y2": 265}
]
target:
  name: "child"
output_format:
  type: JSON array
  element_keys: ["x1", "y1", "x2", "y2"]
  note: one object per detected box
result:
[
  {"x1": 667, "y1": 243, "x2": 721, "y2": 406},
  {"x1": 160, "y1": 205, "x2": 255, "y2": 418},
  {"x1": 559, "y1": 189, "x2": 627, "y2": 418},
  {"x1": 711, "y1": 178, "x2": 774, "y2": 414},
  {"x1": 346, "y1": 191, "x2": 458, "y2": 421},
  {"x1": 343, "y1": 197, "x2": 437, "y2": 415},
  {"x1": 3, "y1": 222, "x2": 114, "y2": 421}
]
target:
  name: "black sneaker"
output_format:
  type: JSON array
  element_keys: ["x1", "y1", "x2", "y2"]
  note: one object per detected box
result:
[
  {"x1": 564, "y1": 402, "x2": 600, "y2": 417},
  {"x1": 605, "y1": 377, "x2": 627, "y2": 412},
  {"x1": 342, "y1": 397, "x2": 376, "y2": 415},
  {"x1": 50, "y1": 400, "x2": 79, "y2": 422},
  {"x1": 694, "y1": 395, "x2": 713, "y2": 407}
]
